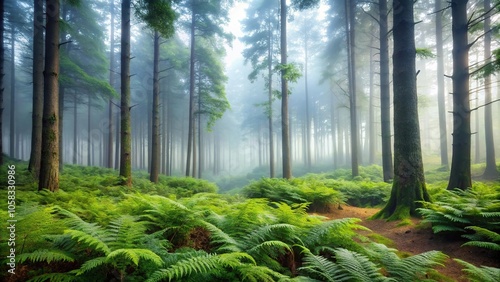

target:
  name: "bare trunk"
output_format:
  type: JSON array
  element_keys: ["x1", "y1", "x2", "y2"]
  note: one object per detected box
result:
[
  {"x1": 447, "y1": 0, "x2": 471, "y2": 190},
  {"x1": 380, "y1": 0, "x2": 393, "y2": 181},
  {"x1": 186, "y1": 8, "x2": 196, "y2": 177},
  {"x1": 374, "y1": 0, "x2": 429, "y2": 219},
  {"x1": 346, "y1": 0, "x2": 359, "y2": 177},
  {"x1": 482, "y1": 0, "x2": 499, "y2": 179},
  {"x1": 10, "y1": 26, "x2": 15, "y2": 158},
  {"x1": 267, "y1": 18, "x2": 275, "y2": 178},
  {"x1": 28, "y1": 0, "x2": 44, "y2": 176},
  {"x1": 0, "y1": 0, "x2": 3, "y2": 165},
  {"x1": 150, "y1": 31, "x2": 160, "y2": 183},
  {"x1": 119, "y1": 0, "x2": 132, "y2": 186},
  {"x1": 39, "y1": 0, "x2": 60, "y2": 192},
  {"x1": 280, "y1": 0, "x2": 291, "y2": 179},
  {"x1": 107, "y1": 0, "x2": 115, "y2": 169}
]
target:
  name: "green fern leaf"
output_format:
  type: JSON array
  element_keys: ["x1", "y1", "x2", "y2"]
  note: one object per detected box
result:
[
  {"x1": 247, "y1": 240, "x2": 292, "y2": 258},
  {"x1": 454, "y1": 259, "x2": 500, "y2": 282},
  {"x1": 462, "y1": 241, "x2": 500, "y2": 251},
  {"x1": 201, "y1": 220, "x2": 241, "y2": 253},
  {"x1": 75, "y1": 257, "x2": 107, "y2": 275},
  {"x1": 27, "y1": 273, "x2": 77, "y2": 282},
  {"x1": 64, "y1": 229, "x2": 111, "y2": 254},
  {"x1": 107, "y1": 248, "x2": 163, "y2": 266},
  {"x1": 333, "y1": 248, "x2": 390, "y2": 282},
  {"x1": 17, "y1": 249, "x2": 75, "y2": 264}
]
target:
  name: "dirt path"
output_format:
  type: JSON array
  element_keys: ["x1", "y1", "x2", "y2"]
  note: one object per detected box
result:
[{"x1": 322, "y1": 205, "x2": 500, "y2": 282}]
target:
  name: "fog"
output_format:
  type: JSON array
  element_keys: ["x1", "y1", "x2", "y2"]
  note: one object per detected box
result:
[{"x1": 2, "y1": 0, "x2": 500, "y2": 182}]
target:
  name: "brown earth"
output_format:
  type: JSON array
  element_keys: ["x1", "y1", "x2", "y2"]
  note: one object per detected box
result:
[{"x1": 322, "y1": 205, "x2": 500, "y2": 282}]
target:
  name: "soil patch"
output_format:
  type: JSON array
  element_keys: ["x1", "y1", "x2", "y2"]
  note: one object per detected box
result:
[{"x1": 322, "y1": 205, "x2": 500, "y2": 282}]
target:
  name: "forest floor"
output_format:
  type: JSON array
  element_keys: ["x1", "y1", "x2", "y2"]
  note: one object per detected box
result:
[{"x1": 322, "y1": 205, "x2": 500, "y2": 282}]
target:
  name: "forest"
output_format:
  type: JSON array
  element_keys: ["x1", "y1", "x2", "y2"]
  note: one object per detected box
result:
[{"x1": 1, "y1": 0, "x2": 500, "y2": 281}]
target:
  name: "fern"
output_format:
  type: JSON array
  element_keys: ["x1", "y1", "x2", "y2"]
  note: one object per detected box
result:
[
  {"x1": 454, "y1": 259, "x2": 500, "y2": 282},
  {"x1": 462, "y1": 226, "x2": 500, "y2": 251},
  {"x1": 367, "y1": 243, "x2": 448, "y2": 281},
  {"x1": 333, "y1": 248, "x2": 390, "y2": 282},
  {"x1": 304, "y1": 218, "x2": 368, "y2": 251},
  {"x1": 17, "y1": 249, "x2": 75, "y2": 264},
  {"x1": 64, "y1": 229, "x2": 111, "y2": 254},
  {"x1": 27, "y1": 273, "x2": 79, "y2": 282},
  {"x1": 201, "y1": 220, "x2": 241, "y2": 253},
  {"x1": 75, "y1": 257, "x2": 108, "y2": 275}
]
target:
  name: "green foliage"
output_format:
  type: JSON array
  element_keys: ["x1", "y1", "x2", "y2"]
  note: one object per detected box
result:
[
  {"x1": 454, "y1": 259, "x2": 500, "y2": 282},
  {"x1": 243, "y1": 178, "x2": 343, "y2": 212},
  {"x1": 275, "y1": 63, "x2": 302, "y2": 83},
  {"x1": 416, "y1": 48, "x2": 436, "y2": 59},
  {"x1": 418, "y1": 185, "x2": 500, "y2": 235},
  {"x1": 135, "y1": 0, "x2": 177, "y2": 38},
  {"x1": 462, "y1": 226, "x2": 500, "y2": 251}
]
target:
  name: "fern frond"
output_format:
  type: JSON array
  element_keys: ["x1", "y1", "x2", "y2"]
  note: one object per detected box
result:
[
  {"x1": 298, "y1": 251, "x2": 338, "y2": 282},
  {"x1": 464, "y1": 226, "x2": 500, "y2": 242},
  {"x1": 462, "y1": 241, "x2": 500, "y2": 251},
  {"x1": 333, "y1": 248, "x2": 390, "y2": 282},
  {"x1": 17, "y1": 249, "x2": 75, "y2": 264},
  {"x1": 454, "y1": 259, "x2": 500, "y2": 282},
  {"x1": 201, "y1": 220, "x2": 241, "y2": 253},
  {"x1": 107, "y1": 215, "x2": 147, "y2": 249},
  {"x1": 27, "y1": 273, "x2": 77, "y2": 282},
  {"x1": 107, "y1": 248, "x2": 163, "y2": 266},
  {"x1": 305, "y1": 218, "x2": 368, "y2": 248},
  {"x1": 431, "y1": 224, "x2": 464, "y2": 233},
  {"x1": 237, "y1": 264, "x2": 289, "y2": 282},
  {"x1": 55, "y1": 207, "x2": 103, "y2": 237},
  {"x1": 64, "y1": 229, "x2": 111, "y2": 254},
  {"x1": 75, "y1": 257, "x2": 108, "y2": 275},
  {"x1": 243, "y1": 223, "x2": 300, "y2": 245},
  {"x1": 246, "y1": 240, "x2": 292, "y2": 258}
]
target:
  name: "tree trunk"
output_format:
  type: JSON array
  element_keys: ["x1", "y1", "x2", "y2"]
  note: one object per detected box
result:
[
  {"x1": 88, "y1": 95, "x2": 92, "y2": 166},
  {"x1": 435, "y1": 0, "x2": 449, "y2": 168},
  {"x1": 447, "y1": 0, "x2": 471, "y2": 190},
  {"x1": 374, "y1": 0, "x2": 429, "y2": 219},
  {"x1": 482, "y1": 0, "x2": 499, "y2": 179},
  {"x1": 73, "y1": 97, "x2": 77, "y2": 164},
  {"x1": 304, "y1": 29, "x2": 312, "y2": 171},
  {"x1": 39, "y1": 0, "x2": 60, "y2": 192},
  {"x1": 107, "y1": 0, "x2": 115, "y2": 169},
  {"x1": 28, "y1": 0, "x2": 44, "y2": 177},
  {"x1": 119, "y1": 0, "x2": 132, "y2": 186},
  {"x1": 267, "y1": 18, "x2": 275, "y2": 178},
  {"x1": 346, "y1": 0, "x2": 359, "y2": 177},
  {"x1": 379, "y1": 0, "x2": 393, "y2": 181},
  {"x1": 150, "y1": 31, "x2": 160, "y2": 183},
  {"x1": 186, "y1": 8, "x2": 196, "y2": 177},
  {"x1": 10, "y1": 25, "x2": 15, "y2": 158},
  {"x1": 280, "y1": 0, "x2": 291, "y2": 179},
  {"x1": 0, "y1": 0, "x2": 3, "y2": 165}
]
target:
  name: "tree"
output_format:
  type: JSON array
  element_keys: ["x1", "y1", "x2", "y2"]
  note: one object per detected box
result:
[
  {"x1": 345, "y1": 0, "x2": 359, "y2": 177},
  {"x1": 373, "y1": 0, "x2": 429, "y2": 220},
  {"x1": 135, "y1": 0, "x2": 176, "y2": 183},
  {"x1": 481, "y1": 0, "x2": 499, "y2": 180},
  {"x1": 179, "y1": 0, "x2": 232, "y2": 177},
  {"x1": 120, "y1": 0, "x2": 132, "y2": 186},
  {"x1": 435, "y1": 0, "x2": 449, "y2": 169},
  {"x1": 241, "y1": 0, "x2": 279, "y2": 178},
  {"x1": 0, "y1": 0, "x2": 4, "y2": 165},
  {"x1": 280, "y1": 0, "x2": 291, "y2": 179},
  {"x1": 28, "y1": 0, "x2": 44, "y2": 178},
  {"x1": 107, "y1": 0, "x2": 116, "y2": 169},
  {"x1": 447, "y1": 0, "x2": 471, "y2": 190},
  {"x1": 379, "y1": 0, "x2": 393, "y2": 181},
  {"x1": 39, "y1": 0, "x2": 60, "y2": 191}
]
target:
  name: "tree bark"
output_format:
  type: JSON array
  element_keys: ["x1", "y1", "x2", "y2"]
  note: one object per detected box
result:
[
  {"x1": 107, "y1": 0, "x2": 115, "y2": 169},
  {"x1": 447, "y1": 0, "x2": 471, "y2": 190},
  {"x1": 9, "y1": 25, "x2": 15, "y2": 158},
  {"x1": 267, "y1": 17, "x2": 275, "y2": 178},
  {"x1": 119, "y1": 0, "x2": 132, "y2": 186},
  {"x1": 73, "y1": 97, "x2": 77, "y2": 164},
  {"x1": 379, "y1": 0, "x2": 393, "y2": 181},
  {"x1": 39, "y1": 0, "x2": 60, "y2": 192},
  {"x1": 482, "y1": 0, "x2": 499, "y2": 179},
  {"x1": 435, "y1": 0, "x2": 449, "y2": 168},
  {"x1": 346, "y1": 0, "x2": 359, "y2": 177},
  {"x1": 28, "y1": 0, "x2": 44, "y2": 177},
  {"x1": 280, "y1": 0, "x2": 291, "y2": 179},
  {"x1": 150, "y1": 31, "x2": 160, "y2": 183},
  {"x1": 185, "y1": 7, "x2": 196, "y2": 177},
  {"x1": 373, "y1": 0, "x2": 429, "y2": 219},
  {"x1": 0, "y1": 0, "x2": 3, "y2": 165}
]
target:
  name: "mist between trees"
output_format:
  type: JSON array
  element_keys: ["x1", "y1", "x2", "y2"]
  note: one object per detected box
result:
[{"x1": 1, "y1": 0, "x2": 499, "y2": 195}]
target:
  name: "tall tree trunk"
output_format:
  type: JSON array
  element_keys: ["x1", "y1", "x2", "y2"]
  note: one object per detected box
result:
[
  {"x1": 73, "y1": 97, "x2": 77, "y2": 164},
  {"x1": 447, "y1": 0, "x2": 471, "y2": 190},
  {"x1": 304, "y1": 29, "x2": 312, "y2": 171},
  {"x1": 482, "y1": 0, "x2": 499, "y2": 179},
  {"x1": 0, "y1": 0, "x2": 3, "y2": 165},
  {"x1": 369, "y1": 28, "x2": 375, "y2": 165},
  {"x1": 9, "y1": 25, "x2": 15, "y2": 158},
  {"x1": 107, "y1": 0, "x2": 115, "y2": 169},
  {"x1": 374, "y1": 0, "x2": 429, "y2": 219},
  {"x1": 379, "y1": 0, "x2": 393, "y2": 181},
  {"x1": 119, "y1": 0, "x2": 132, "y2": 186},
  {"x1": 88, "y1": 95, "x2": 91, "y2": 166},
  {"x1": 115, "y1": 108, "x2": 120, "y2": 169},
  {"x1": 346, "y1": 0, "x2": 359, "y2": 177},
  {"x1": 39, "y1": 0, "x2": 60, "y2": 192},
  {"x1": 267, "y1": 18, "x2": 275, "y2": 178},
  {"x1": 280, "y1": 0, "x2": 291, "y2": 179},
  {"x1": 185, "y1": 8, "x2": 196, "y2": 177},
  {"x1": 150, "y1": 31, "x2": 160, "y2": 183},
  {"x1": 29, "y1": 0, "x2": 44, "y2": 177},
  {"x1": 435, "y1": 0, "x2": 449, "y2": 168}
]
